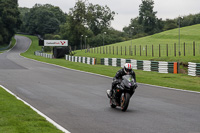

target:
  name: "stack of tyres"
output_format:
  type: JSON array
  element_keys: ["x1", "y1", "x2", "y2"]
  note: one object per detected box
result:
[
  {"x1": 168, "y1": 62, "x2": 174, "y2": 73},
  {"x1": 137, "y1": 60, "x2": 143, "y2": 70},
  {"x1": 151, "y1": 61, "x2": 159, "y2": 72},
  {"x1": 196, "y1": 63, "x2": 200, "y2": 76},
  {"x1": 117, "y1": 59, "x2": 121, "y2": 67}
]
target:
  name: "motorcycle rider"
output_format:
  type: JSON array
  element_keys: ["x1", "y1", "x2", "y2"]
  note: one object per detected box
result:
[{"x1": 109, "y1": 63, "x2": 137, "y2": 97}]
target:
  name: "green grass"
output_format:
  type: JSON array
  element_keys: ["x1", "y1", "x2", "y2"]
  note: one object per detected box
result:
[
  {"x1": 75, "y1": 24, "x2": 200, "y2": 64},
  {"x1": 19, "y1": 34, "x2": 200, "y2": 92},
  {"x1": 0, "y1": 37, "x2": 16, "y2": 53},
  {"x1": 0, "y1": 87, "x2": 63, "y2": 133}
]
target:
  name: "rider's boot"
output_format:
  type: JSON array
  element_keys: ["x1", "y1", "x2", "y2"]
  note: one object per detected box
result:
[{"x1": 109, "y1": 88, "x2": 113, "y2": 98}]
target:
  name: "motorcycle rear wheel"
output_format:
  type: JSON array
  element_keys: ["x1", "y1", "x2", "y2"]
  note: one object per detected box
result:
[{"x1": 121, "y1": 93, "x2": 130, "y2": 112}]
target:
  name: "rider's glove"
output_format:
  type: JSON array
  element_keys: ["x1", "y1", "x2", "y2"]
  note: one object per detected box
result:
[{"x1": 113, "y1": 79, "x2": 120, "y2": 84}]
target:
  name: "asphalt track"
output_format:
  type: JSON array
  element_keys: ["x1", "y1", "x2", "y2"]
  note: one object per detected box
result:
[{"x1": 0, "y1": 35, "x2": 200, "y2": 133}]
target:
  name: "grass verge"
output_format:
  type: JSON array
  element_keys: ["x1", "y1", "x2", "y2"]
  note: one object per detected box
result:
[
  {"x1": 0, "y1": 86, "x2": 63, "y2": 133},
  {"x1": 74, "y1": 24, "x2": 200, "y2": 64},
  {"x1": 0, "y1": 37, "x2": 16, "y2": 53},
  {"x1": 20, "y1": 34, "x2": 200, "y2": 92}
]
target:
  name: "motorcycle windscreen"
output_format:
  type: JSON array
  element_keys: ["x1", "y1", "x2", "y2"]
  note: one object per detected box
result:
[{"x1": 122, "y1": 75, "x2": 135, "y2": 88}]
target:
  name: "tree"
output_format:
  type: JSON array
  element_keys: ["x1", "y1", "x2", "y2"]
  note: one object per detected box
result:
[
  {"x1": 19, "y1": 4, "x2": 66, "y2": 36},
  {"x1": 193, "y1": 13, "x2": 200, "y2": 24},
  {"x1": 123, "y1": 17, "x2": 141, "y2": 37},
  {"x1": 138, "y1": 0, "x2": 158, "y2": 34},
  {"x1": 87, "y1": 4, "x2": 115, "y2": 35},
  {"x1": 0, "y1": 0, "x2": 21, "y2": 45},
  {"x1": 67, "y1": 0, "x2": 88, "y2": 47},
  {"x1": 123, "y1": 0, "x2": 162, "y2": 39},
  {"x1": 19, "y1": 7, "x2": 30, "y2": 32},
  {"x1": 163, "y1": 19, "x2": 177, "y2": 31},
  {"x1": 60, "y1": 0, "x2": 116, "y2": 47}
]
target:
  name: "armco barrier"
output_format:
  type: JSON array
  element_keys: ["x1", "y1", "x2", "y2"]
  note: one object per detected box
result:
[
  {"x1": 65, "y1": 55, "x2": 96, "y2": 65},
  {"x1": 34, "y1": 51, "x2": 53, "y2": 59},
  {"x1": 188, "y1": 62, "x2": 200, "y2": 76},
  {"x1": 101, "y1": 58, "x2": 178, "y2": 74}
]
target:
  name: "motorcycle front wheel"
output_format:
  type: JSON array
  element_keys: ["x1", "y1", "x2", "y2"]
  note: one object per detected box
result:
[
  {"x1": 110, "y1": 98, "x2": 116, "y2": 108},
  {"x1": 121, "y1": 93, "x2": 130, "y2": 112}
]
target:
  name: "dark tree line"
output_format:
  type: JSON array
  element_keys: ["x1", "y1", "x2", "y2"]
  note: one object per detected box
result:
[
  {"x1": 18, "y1": 1, "x2": 123, "y2": 48},
  {"x1": 19, "y1": 4, "x2": 66, "y2": 36},
  {"x1": 1, "y1": 0, "x2": 200, "y2": 48},
  {"x1": 0, "y1": 0, "x2": 21, "y2": 46}
]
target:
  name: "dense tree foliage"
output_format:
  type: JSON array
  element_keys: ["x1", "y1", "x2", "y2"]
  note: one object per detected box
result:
[
  {"x1": 138, "y1": 0, "x2": 158, "y2": 34},
  {"x1": 60, "y1": 1, "x2": 87, "y2": 47},
  {"x1": 19, "y1": 7, "x2": 30, "y2": 32},
  {"x1": 86, "y1": 4, "x2": 115, "y2": 35},
  {"x1": 0, "y1": 0, "x2": 21, "y2": 45},
  {"x1": 19, "y1": 4, "x2": 66, "y2": 36},
  {"x1": 163, "y1": 19, "x2": 177, "y2": 31},
  {"x1": 60, "y1": 0, "x2": 117, "y2": 48}
]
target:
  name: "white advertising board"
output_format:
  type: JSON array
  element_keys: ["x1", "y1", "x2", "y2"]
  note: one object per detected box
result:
[{"x1": 44, "y1": 40, "x2": 68, "y2": 46}]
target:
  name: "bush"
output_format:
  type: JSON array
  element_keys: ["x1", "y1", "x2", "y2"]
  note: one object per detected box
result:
[
  {"x1": 53, "y1": 35, "x2": 61, "y2": 40},
  {"x1": 44, "y1": 34, "x2": 54, "y2": 39},
  {"x1": 44, "y1": 34, "x2": 61, "y2": 40},
  {"x1": 44, "y1": 46, "x2": 52, "y2": 52}
]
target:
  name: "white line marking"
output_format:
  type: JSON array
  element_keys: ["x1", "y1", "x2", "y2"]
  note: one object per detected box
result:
[
  {"x1": 137, "y1": 83, "x2": 200, "y2": 94},
  {"x1": 0, "y1": 85, "x2": 70, "y2": 133}
]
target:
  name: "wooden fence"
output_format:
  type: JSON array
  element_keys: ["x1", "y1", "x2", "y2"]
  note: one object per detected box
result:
[{"x1": 82, "y1": 42, "x2": 200, "y2": 57}]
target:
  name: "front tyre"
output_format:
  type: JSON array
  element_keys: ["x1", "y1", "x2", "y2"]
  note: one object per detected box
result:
[
  {"x1": 121, "y1": 93, "x2": 130, "y2": 112},
  {"x1": 110, "y1": 99, "x2": 116, "y2": 108}
]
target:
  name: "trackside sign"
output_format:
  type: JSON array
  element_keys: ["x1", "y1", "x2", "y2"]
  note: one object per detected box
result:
[{"x1": 44, "y1": 40, "x2": 68, "y2": 46}]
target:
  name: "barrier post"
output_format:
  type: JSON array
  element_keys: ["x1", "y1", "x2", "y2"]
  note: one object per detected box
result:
[
  {"x1": 193, "y1": 41, "x2": 195, "y2": 56},
  {"x1": 152, "y1": 45, "x2": 154, "y2": 57},
  {"x1": 174, "y1": 62, "x2": 178, "y2": 74}
]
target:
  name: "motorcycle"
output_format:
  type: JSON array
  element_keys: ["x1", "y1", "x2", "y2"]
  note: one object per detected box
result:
[{"x1": 107, "y1": 75, "x2": 137, "y2": 112}]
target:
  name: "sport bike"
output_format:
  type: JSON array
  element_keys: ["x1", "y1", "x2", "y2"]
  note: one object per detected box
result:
[{"x1": 107, "y1": 75, "x2": 137, "y2": 112}]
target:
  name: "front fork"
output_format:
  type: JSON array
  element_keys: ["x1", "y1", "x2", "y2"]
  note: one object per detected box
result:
[{"x1": 120, "y1": 93, "x2": 125, "y2": 106}]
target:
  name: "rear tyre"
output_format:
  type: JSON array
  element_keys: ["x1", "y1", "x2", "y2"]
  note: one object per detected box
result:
[{"x1": 121, "y1": 93, "x2": 130, "y2": 112}]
